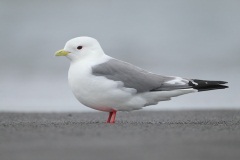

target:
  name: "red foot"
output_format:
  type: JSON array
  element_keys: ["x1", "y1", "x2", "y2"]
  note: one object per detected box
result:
[
  {"x1": 106, "y1": 110, "x2": 117, "y2": 123},
  {"x1": 107, "y1": 112, "x2": 113, "y2": 123}
]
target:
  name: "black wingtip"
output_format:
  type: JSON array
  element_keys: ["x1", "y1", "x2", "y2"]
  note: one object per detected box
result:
[
  {"x1": 196, "y1": 85, "x2": 228, "y2": 92},
  {"x1": 189, "y1": 79, "x2": 228, "y2": 92}
]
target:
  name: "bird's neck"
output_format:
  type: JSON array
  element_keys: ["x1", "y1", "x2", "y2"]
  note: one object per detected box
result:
[{"x1": 70, "y1": 51, "x2": 111, "y2": 67}]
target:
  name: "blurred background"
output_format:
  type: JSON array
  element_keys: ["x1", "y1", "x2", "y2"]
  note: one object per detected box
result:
[{"x1": 0, "y1": 0, "x2": 239, "y2": 112}]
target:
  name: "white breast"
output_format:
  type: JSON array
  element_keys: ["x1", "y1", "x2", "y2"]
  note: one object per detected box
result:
[{"x1": 67, "y1": 56, "x2": 141, "y2": 112}]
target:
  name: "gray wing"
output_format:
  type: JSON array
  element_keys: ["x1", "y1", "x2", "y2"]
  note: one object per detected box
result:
[{"x1": 92, "y1": 59, "x2": 191, "y2": 93}]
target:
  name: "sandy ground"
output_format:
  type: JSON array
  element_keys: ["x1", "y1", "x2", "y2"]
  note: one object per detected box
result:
[{"x1": 0, "y1": 110, "x2": 240, "y2": 160}]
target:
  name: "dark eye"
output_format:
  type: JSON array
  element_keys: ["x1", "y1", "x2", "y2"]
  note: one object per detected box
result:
[{"x1": 77, "y1": 46, "x2": 82, "y2": 50}]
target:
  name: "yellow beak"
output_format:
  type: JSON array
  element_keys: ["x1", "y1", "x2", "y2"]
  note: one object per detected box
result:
[{"x1": 55, "y1": 49, "x2": 70, "y2": 56}]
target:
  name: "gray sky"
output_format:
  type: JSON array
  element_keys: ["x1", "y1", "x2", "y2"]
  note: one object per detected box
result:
[{"x1": 0, "y1": 0, "x2": 239, "y2": 112}]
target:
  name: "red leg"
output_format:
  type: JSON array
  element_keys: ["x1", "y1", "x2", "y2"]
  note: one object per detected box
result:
[
  {"x1": 107, "y1": 112, "x2": 113, "y2": 123},
  {"x1": 110, "y1": 111, "x2": 117, "y2": 123}
]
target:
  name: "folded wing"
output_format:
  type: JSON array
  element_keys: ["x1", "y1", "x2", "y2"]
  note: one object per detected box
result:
[{"x1": 92, "y1": 58, "x2": 202, "y2": 93}]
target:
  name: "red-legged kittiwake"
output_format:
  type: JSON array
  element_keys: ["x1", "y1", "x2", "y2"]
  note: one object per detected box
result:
[{"x1": 55, "y1": 37, "x2": 228, "y2": 123}]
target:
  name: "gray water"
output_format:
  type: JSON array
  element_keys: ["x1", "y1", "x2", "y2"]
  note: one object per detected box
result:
[{"x1": 0, "y1": 0, "x2": 239, "y2": 112}]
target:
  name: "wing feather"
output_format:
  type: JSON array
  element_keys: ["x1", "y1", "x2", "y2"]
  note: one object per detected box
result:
[{"x1": 92, "y1": 59, "x2": 192, "y2": 93}]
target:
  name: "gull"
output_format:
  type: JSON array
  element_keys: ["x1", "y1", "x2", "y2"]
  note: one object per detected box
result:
[{"x1": 55, "y1": 37, "x2": 228, "y2": 123}]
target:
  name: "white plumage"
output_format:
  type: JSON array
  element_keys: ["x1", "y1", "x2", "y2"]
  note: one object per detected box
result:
[{"x1": 55, "y1": 36, "x2": 228, "y2": 123}]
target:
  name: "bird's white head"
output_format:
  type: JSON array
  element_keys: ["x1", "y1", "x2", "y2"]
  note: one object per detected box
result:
[{"x1": 55, "y1": 37, "x2": 105, "y2": 61}]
